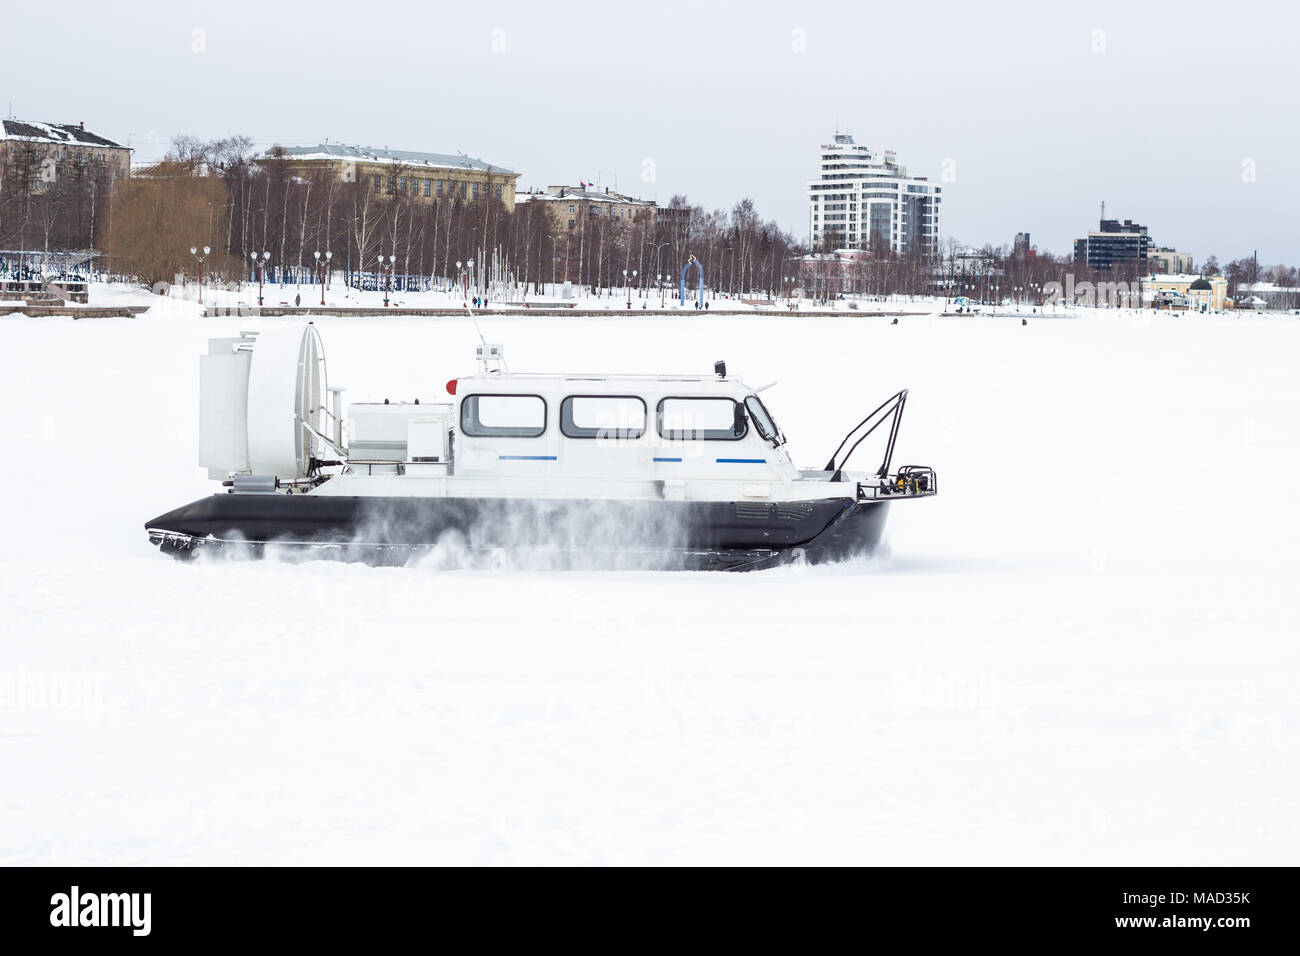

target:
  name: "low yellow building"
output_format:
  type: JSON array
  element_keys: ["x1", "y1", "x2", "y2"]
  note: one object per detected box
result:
[
  {"x1": 1141, "y1": 273, "x2": 1228, "y2": 312},
  {"x1": 268, "y1": 142, "x2": 519, "y2": 210},
  {"x1": 515, "y1": 185, "x2": 658, "y2": 233}
]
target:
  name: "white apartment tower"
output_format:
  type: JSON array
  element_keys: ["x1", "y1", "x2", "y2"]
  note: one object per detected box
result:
[{"x1": 808, "y1": 133, "x2": 941, "y2": 255}]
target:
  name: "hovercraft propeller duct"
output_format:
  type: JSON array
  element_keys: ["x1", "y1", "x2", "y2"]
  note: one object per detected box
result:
[{"x1": 198, "y1": 325, "x2": 343, "y2": 485}]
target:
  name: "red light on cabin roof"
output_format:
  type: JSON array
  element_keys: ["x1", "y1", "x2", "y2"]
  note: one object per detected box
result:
[{"x1": 446, "y1": 379, "x2": 458, "y2": 395}]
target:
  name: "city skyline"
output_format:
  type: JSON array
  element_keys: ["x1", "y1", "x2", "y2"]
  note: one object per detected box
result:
[{"x1": 3, "y1": 0, "x2": 1296, "y2": 263}]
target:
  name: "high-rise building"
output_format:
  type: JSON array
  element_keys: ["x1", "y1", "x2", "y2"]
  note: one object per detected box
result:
[
  {"x1": 807, "y1": 133, "x2": 941, "y2": 256},
  {"x1": 1073, "y1": 218, "x2": 1152, "y2": 270}
]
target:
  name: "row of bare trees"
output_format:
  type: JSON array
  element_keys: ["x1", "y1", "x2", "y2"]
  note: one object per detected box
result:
[
  {"x1": 98, "y1": 135, "x2": 806, "y2": 297},
  {"x1": 0, "y1": 142, "x2": 116, "y2": 266}
]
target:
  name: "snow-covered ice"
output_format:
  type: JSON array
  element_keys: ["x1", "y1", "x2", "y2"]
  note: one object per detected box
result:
[{"x1": 1, "y1": 296, "x2": 1297, "y2": 865}]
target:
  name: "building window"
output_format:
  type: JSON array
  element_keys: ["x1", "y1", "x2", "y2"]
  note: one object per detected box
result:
[
  {"x1": 386, "y1": 176, "x2": 395, "y2": 194},
  {"x1": 495, "y1": 184, "x2": 503, "y2": 200},
  {"x1": 424, "y1": 179, "x2": 431, "y2": 197},
  {"x1": 436, "y1": 180, "x2": 444, "y2": 197},
  {"x1": 372, "y1": 174, "x2": 381, "y2": 192},
  {"x1": 568, "y1": 204, "x2": 575, "y2": 214},
  {"x1": 472, "y1": 182, "x2": 479, "y2": 200},
  {"x1": 567, "y1": 219, "x2": 575, "y2": 229}
]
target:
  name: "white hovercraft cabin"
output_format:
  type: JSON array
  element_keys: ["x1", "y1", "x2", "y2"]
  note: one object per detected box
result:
[{"x1": 333, "y1": 354, "x2": 800, "y2": 503}]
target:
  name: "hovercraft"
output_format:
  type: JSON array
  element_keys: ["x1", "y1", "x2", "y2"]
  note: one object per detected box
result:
[{"x1": 146, "y1": 326, "x2": 936, "y2": 570}]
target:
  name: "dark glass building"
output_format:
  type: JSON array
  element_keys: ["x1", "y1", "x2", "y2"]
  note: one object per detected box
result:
[{"x1": 1073, "y1": 219, "x2": 1152, "y2": 271}]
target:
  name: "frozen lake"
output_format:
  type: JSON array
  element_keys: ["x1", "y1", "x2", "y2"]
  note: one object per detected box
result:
[{"x1": 1, "y1": 302, "x2": 1296, "y2": 864}]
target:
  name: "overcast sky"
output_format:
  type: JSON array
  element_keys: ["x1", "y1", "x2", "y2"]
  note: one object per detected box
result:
[{"x1": 6, "y1": 0, "x2": 1297, "y2": 263}]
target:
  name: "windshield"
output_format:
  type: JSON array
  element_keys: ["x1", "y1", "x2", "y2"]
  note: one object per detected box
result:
[{"x1": 745, "y1": 395, "x2": 784, "y2": 445}]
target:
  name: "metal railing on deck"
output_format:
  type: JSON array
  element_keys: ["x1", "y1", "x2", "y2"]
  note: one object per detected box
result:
[{"x1": 823, "y1": 389, "x2": 908, "y2": 481}]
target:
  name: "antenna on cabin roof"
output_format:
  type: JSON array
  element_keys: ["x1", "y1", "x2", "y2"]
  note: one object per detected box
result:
[{"x1": 465, "y1": 301, "x2": 489, "y2": 347}]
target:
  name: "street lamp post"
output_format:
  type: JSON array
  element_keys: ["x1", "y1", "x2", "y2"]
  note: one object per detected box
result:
[
  {"x1": 650, "y1": 241, "x2": 670, "y2": 289},
  {"x1": 189, "y1": 245, "x2": 210, "y2": 305},
  {"x1": 313, "y1": 250, "x2": 332, "y2": 307},
  {"x1": 623, "y1": 269, "x2": 636, "y2": 308},
  {"x1": 379, "y1": 255, "x2": 395, "y2": 307},
  {"x1": 456, "y1": 259, "x2": 474, "y2": 304},
  {"x1": 251, "y1": 251, "x2": 270, "y2": 307}
]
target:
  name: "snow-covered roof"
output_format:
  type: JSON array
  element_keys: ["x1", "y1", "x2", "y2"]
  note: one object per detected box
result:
[
  {"x1": 516, "y1": 186, "x2": 653, "y2": 206},
  {"x1": 798, "y1": 250, "x2": 866, "y2": 262},
  {"x1": 267, "y1": 142, "x2": 515, "y2": 175},
  {"x1": 1, "y1": 119, "x2": 127, "y2": 150},
  {"x1": 1144, "y1": 273, "x2": 1222, "y2": 283},
  {"x1": 1238, "y1": 282, "x2": 1300, "y2": 294}
]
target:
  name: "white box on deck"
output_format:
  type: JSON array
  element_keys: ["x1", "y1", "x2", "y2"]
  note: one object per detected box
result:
[
  {"x1": 408, "y1": 414, "x2": 451, "y2": 462},
  {"x1": 348, "y1": 403, "x2": 451, "y2": 462},
  {"x1": 199, "y1": 340, "x2": 252, "y2": 480}
]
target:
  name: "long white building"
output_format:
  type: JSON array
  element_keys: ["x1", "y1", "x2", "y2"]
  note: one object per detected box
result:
[{"x1": 808, "y1": 133, "x2": 941, "y2": 255}]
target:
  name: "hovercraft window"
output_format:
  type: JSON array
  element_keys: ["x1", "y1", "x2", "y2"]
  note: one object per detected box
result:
[
  {"x1": 745, "y1": 395, "x2": 783, "y2": 444},
  {"x1": 657, "y1": 397, "x2": 747, "y2": 441},
  {"x1": 460, "y1": 394, "x2": 547, "y2": 438},
  {"x1": 561, "y1": 395, "x2": 647, "y2": 439}
]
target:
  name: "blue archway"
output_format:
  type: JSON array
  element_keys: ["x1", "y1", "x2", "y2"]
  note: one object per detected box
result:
[{"x1": 679, "y1": 255, "x2": 704, "y2": 308}]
